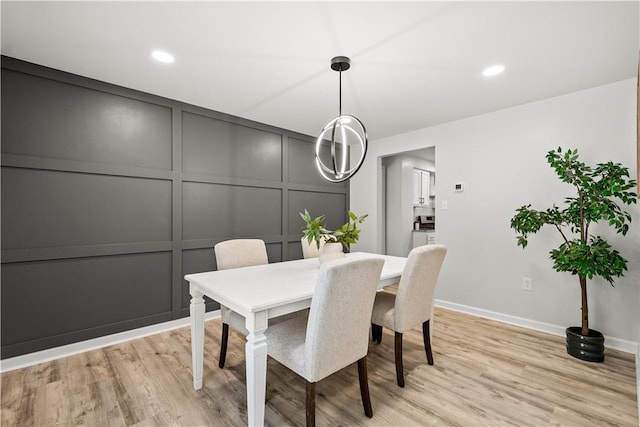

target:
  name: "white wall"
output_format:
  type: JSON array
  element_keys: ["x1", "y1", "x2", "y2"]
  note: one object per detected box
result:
[
  {"x1": 383, "y1": 156, "x2": 405, "y2": 256},
  {"x1": 351, "y1": 79, "x2": 640, "y2": 343}
]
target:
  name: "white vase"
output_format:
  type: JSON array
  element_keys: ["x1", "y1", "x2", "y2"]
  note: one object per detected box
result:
[{"x1": 319, "y1": 242, "x2": 346, "y2": 264}]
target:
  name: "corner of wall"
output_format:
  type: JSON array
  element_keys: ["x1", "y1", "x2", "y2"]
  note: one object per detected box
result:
[{"x1": 636, "y1": 343, "x2": 640, "y2": 420}]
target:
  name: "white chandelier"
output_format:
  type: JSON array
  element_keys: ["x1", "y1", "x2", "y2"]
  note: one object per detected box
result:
[{"x1": 315, "y1": 56, "x2": 368, "y2": 183}]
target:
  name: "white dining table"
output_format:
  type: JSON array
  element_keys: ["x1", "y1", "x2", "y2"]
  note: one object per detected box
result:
[{"x1": 185, "y1": 251, "x2": 407, "y2": 427}]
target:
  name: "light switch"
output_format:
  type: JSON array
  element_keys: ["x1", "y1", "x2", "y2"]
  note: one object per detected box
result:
[{"x1": 441, "y1": 200, "x2": 448, "y2": 210}]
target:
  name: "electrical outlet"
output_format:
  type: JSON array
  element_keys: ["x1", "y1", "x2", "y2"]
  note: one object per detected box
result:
[{"x1": 522, "y1": 277, "x2": 533, "y2": 291}]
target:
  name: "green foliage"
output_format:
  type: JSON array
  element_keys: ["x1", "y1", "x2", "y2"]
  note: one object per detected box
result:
[
  {"x1": 300, "y1": 209, "x2": 368, "y2": 251},
  {"x1": 511, "y1": 147, "x2": 636, "y2": 283},
  {"x1": 549, "y1": 237, "x2": 628, "y2": 284},
  {"x1": 510, "y1": 147, "x2": 636, "y2": 332},
  {"x1": 300, "y1": 210, "x2": 331, "y2": 249}
]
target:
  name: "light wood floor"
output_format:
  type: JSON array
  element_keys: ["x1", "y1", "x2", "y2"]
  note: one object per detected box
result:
[{"x1": 1, "y1": 307, "x2": 637, "y2": 426}]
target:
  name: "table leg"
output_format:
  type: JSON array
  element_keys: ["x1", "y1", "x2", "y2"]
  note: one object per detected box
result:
[
  {"x1": 190, "y1": 285, "x2": 205, "y2": 390},
  {"x1": 245, "y1": 311, "x2": 268, "y2": 427}
]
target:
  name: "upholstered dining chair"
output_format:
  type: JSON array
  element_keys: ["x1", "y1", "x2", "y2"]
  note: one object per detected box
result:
[
  {"x1": 371, "y1": 244, "x2": 447, "y2": 387},
  {"x1": 214, "y1": 238, "x2": 269, "y2": 368},
  {"x1": 265, "y1": 257, "x2": 385, "y2": 427},
  {"x1": 300, "y1": 236, "x2": 326, "y2": 259}
]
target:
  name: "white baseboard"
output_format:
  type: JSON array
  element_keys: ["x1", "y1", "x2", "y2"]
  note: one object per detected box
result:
[
  {"x1": 0, "y1": 311, "x2": 221, "y2": 373},
  {"x1": 636, "y1": 346, "x2": 640, "y2": 421},
  {"x1": 3, "y1": 301, "x2": 638, "y2": 381},
  {"x1": 435, "y1": 299, "x2": 640, "y2": 355}
]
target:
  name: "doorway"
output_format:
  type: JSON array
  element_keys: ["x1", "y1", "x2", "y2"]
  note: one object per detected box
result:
[{"x1": 382, "y1": 147, "x2": 435, "y2": 256}]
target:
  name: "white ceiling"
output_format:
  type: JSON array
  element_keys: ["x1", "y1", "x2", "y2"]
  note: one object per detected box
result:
[{"x1": 2, "y1": 1, "x2": 639, "y2": 140}]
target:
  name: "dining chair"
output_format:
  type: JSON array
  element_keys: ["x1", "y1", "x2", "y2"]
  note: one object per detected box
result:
[
  {"x1": 300, "y1": 236, "x2": 326, "y2": 259},
  {"x1": 370, "y1": 244, "x2": 447, "y2": 387},
  {"x1": 265, "y1": 257, "x2": 385, "y2": 427},
  {"x1": 214, "y1": 238, "x2": 269, "y2": 368}
]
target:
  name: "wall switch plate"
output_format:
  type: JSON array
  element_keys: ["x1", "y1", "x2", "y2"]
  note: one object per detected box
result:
[
  {"x1": 441, "y1": 200, "x2": 448, "y2": 210},
  {"x1": 522, "y1": 277, "x2": 533, "y2": 291}
]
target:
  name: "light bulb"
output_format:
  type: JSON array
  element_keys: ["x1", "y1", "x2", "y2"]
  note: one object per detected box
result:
[
  {"x1": 482, "y1": 64, "x2": 505, "y2": 77},
  {"x1": 152, "y1": 50, "x2": 175, "y2": 64}
]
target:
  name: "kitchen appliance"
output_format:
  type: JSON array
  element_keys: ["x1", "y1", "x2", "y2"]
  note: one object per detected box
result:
[{"x1": 418, "y1": 215, "x2": 435, "y2": 230}]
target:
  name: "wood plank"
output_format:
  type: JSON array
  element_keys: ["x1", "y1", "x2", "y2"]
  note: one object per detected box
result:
[{"x1": 1, "y1": 308, "x2": 637, "y2": 426}]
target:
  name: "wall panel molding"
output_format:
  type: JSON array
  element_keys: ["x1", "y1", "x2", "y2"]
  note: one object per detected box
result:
[
  {"x1": 1, "y1": 55, "x2": 348, "y2": 359},
  {"x1": 1, "y1": 56, "x2": 176, "y2": 110},
  {"x1": 1, "y1": 153, "x2": 174, "y2": 181},
  {"x1": 1, "y1": 242, "x2": 173, "y2": 264},
  {"x1": 171, "y1": 104, "x2": 184, "y2": 317},
  {"x1": 2, "y1": 68, "x2": 173, "y2": 170},
  {"x1": 181, "y1": 172, "x2": 283, "y2": 189},
  {"x1": 182, "y1": 235, "x2": 286, "y2": 251}
]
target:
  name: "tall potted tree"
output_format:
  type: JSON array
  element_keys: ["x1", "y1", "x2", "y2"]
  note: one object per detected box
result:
[{"x1": 510, "y1": 147, "x2": 636, "y2": 362}]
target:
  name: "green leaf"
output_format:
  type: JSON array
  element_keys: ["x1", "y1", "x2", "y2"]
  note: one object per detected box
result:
[
  {"x1": 300, "y1": 209, "x2": 368, "y2": 251},
  {"x1": 299, "y1": 209, "x2": 330, "y2": 248}
]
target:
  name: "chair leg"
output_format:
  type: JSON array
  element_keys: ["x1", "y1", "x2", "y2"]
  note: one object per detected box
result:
[
  {"x1": 306, "y1": 381, "x2": 316, "y2": 427},
  {"x1": 357, "y1": 357, "x2": 373, "y2": 418},
  {"x1": 422, "y1": 320, "x2": 434, "y2": 365},
  {"x1": 219, "y1": 323, "x2": 229, "y2": 368},
  {"x1": 394, "y1": 332, "x2": 405, "y2": 388},
  {"x1": 371, "y1": 323, "x2": 382, "y2": 343}
]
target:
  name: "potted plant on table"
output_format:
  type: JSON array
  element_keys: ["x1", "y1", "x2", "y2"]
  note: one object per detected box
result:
[
  {"x1": 510, "y1": 147, "x2": 636, "y2": 362},
  {"x1": 300, "y1": 209, "x2": 368, "y2": 262}
]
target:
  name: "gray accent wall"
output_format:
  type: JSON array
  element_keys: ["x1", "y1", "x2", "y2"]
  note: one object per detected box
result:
[{"x1": 1, "y1": 56, "x2": 348, "y2": 359}]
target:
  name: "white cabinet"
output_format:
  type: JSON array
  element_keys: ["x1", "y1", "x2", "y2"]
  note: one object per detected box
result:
[
  {"x1": 411, "y1": 231, "x2": 425, "y2": 248},
  {"x1": 412, "y1": 231, "x2": 436, "y2": 248},
  {"x1": 412, "y1": 169, "x2": 430, "y2": 206}
]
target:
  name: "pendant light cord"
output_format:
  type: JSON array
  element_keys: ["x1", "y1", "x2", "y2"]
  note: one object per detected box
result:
[{"x1": 339, "y1": 70, "x2": 342, "y2": 116}]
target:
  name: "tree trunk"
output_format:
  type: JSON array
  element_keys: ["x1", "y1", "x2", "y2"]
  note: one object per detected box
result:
[{"x1": 580, "y1": 275, "x2": 589, "y2": 335}]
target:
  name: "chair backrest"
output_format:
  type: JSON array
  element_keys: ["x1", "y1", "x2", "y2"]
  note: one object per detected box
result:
[
  {"x1": 300, "y1": 236, "x2": 326, "y2": 259},
  {"x1": 214, "y1": 239, "x2": 269, "y2": 270},
  {"x1": 304, "y1": 257, "x2": 384, "y2": 383},
  {"x1": 394, "y1": 244, "x2": 447, "y2": 333}
]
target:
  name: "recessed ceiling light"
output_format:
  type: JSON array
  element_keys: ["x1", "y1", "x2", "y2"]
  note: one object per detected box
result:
[
  {"x1": 482, "y1": 64, "x2": 505, "y2": 77},
  {"x1": 152, "y1": 50, "x2": 174, "y2": 64}
]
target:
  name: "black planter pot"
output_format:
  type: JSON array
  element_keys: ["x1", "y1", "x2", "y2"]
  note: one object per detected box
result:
[{"x1": 565, "y1": 327, "x2": 605, "y2": 362}]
